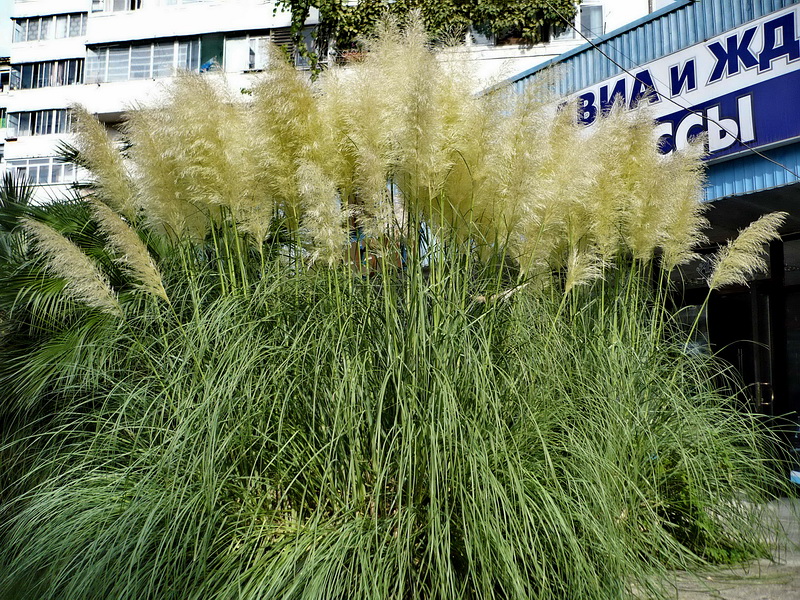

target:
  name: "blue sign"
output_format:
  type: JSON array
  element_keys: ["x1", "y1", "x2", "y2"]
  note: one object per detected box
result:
[{"x1": 568, "y1": 5, "x2": 800, "y2": 159}]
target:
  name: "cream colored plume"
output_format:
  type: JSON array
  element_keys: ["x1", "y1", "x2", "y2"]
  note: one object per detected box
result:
[
  {"x1": 71, "y1": 106, "x2": 136, "y2": 217},
  {"x1": 91, "y1": 200, "x2": 169, "y2": 302},
  {"x1": 564, "y1": 247, "x2": 604, "y2": 295},
  {"x1": 21, "y1": 217, "x2": 121, "y2": 316},
  {"x1": 707, "y1": 211, "x2": 787, "y2": 290},
  {"x1": 296, "y1": 162, "x2": 348, "y2": 266},
  {"x1": 126, "y1": 73, "x2": 255, "y2": 242},
  {"x1": 251, "y1": 45, "x2": 331, "y2": 232},
  {"x1": 659, "y1": 140, "x2": 708, "y2": 271}
]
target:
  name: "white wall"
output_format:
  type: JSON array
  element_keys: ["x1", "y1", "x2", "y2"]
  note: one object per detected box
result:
[
  {"x1": 85, "y1": 2, "x2": 304, "y2": 45},
  {"x1": 12, "y1": 1, "x2": 90, "y2": 19}
]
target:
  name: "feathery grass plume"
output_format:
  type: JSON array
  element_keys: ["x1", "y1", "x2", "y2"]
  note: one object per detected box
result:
[
  {"x1": 363, "y1": 13, "x2": 472, "y2": 235},
  {"x1": 438, "y1": 89, "x2": 505, "y2": 247},
  {"x1": 90, "y1": 200, "x2": 169, "y2": 302},
  {"x1": 251, "y1": 45, "x2": 332, "y2": 234},
  {"x1": 125, "y1": 107, "x2": 210, "y2": 242},
  {"x1": 659, "y1": 140, "x2": 708, "y2": 271},
  {"x1": 21, "y1": 217, "x2": 121, "y2": 316},
  {"x1": 71, "y1": 106, "x2": 136, "y2": 217},
  {"x1": 564, "y1": 247, "x2": 604, "y2": 294},
  {"x1": 707, "y1": 211, "x2": 787, "y2": 290},
  {"x1": 320, "y1": 64, "x2": 396, "y2": 239},
  {"x1": 580, "y1": 104, "x2": 654, "y2": 262},
  {"x1": 610, "y1": 108, "x2": 674, "y2": 261},
  {"x1": 126, "y1": 74, "x2": 253, "y2": 242},
  {"x1": 296, "y1": 162, "x2": 348, "y2": 265},
  {"x1": 334, "y1": 14, "x2": 427, "y2": 237},
  {"x1": 511, "y1": 101, "x2": 587, "y2": 274}
]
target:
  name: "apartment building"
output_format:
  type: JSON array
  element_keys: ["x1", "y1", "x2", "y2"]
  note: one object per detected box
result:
[
  {"x1": 0, "y1": 0, "x2": 660, "y2": 201},
  {"x1": 1, "y1": 0, "x2": 319, "y2": 200}
]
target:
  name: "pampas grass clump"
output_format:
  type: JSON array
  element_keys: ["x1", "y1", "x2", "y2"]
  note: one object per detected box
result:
[{"x1": 0, "y1": 15, "x2": 790, "y2": 600}]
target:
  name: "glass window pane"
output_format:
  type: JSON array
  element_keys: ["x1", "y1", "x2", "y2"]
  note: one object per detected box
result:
[
  {"x1": 74, "y1": 60, "x2": 81, "y2": 84},
  {"x1": 37, "y1": 62, "x2": 52, "y2": 88},
  {"x1": 21, "y1": 64, "x2": 34, "y2": 89},
  {"x1": 18, "y1": 113, "x2": 31, "y2": 136},
  {"x1": 179, "y1": 40, "x2": 200, "y2": 71},
  {"x1": 13, "y1": 20, "x2": 27, "y2": 43},
  {"x1": 54, "y1": 60, "x2": 66, "y2": 86},
  {"x1": 28, "y1": 160, "x2": 49, "y2": 184},
  {"x1": 55, "y1": 15, "x2": 68, "y2": 38},
  {"x1": 33, "y1": 112, "x2": 43, "y2": 135},
  {"x1": 249, "y1": 36, "x2": 268, "y2": 70},
  {"x1": 69, "y1": 14, "x2": 83, "y2": 37},
  {"x1": 200, "y1": 33, "x2": 224, "y2": 71},
  {"x1": 34, "y1": 111, "x2": 47, "y2": 135},
  {"x1": 153, "y1": 42, "x2": 175, "y2": 77},
  {"x1": 224, "y1": 36, "x2": 248, "y2": 72},
  {"x1": 60, "y1": 111, "x2": 71, "y2": 133},
  {"x1": 130, "y1": 45, "x2": 152, "y2": 79},
  {"x1": 86, "y1": 49, "x2": 105, "y2": 83},
  {"x1": 51, "y1": 163, "x2": 64, "y2": 183},
  {"x1": 113, "y1": 0, "x2": 128, "y2": 11},
  {"x1": 107, "y1": 47, "x2": 130, "y2": 82},
  {"x1": 80, "y1": 14, "x2": 87, "y2": 36},
  {"x1": 8, "y1": 113, "x2": 19, "y2": 131},
  {"x1": 63, "y1": 164, "x2": 75, "y2": 182},
  {"x1": 580, "y1": 6, "x2": 603, "y2": 38},
  {"x1": 39, "y1": 16, "x2": 53, "y2": 40},
  {"x1": 26, "y1": 19, "x2": 39, "y2": 42}
]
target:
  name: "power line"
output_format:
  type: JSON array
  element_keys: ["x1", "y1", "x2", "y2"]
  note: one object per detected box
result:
[{"x1": 539, "y1": 0, "x2": 800, "y2": 181}]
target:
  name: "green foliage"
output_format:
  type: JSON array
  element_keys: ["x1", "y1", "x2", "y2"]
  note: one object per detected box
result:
[
  {"x1": 275, "y1": 0, "x2": 578, "y2": 69},
  {"x1": 0, "y1": 243, "x2": 783, "y2": 600}
]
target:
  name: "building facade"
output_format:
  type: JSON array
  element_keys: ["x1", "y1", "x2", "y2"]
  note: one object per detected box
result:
[
  {"x1": 1, "y1": 0, "x2": 319, "y2": 200},
  {"x1": 0, "y1": 0, "x2": 664, "y2": 201},
  {"x1": 505, "y1": 0, "x2": 800, "y2": 426}
]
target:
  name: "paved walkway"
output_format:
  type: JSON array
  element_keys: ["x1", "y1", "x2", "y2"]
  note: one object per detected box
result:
[{"x1": 671, "y1": 498, "x2": 800, "y2": 600}]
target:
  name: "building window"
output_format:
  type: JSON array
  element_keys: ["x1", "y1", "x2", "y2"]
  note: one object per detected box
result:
[
  {"x1": 224, "y1": 34, "x2": 269, "y2": 72},
  {"x1": 580, "y1": 5, "x2": 604, "y2": 38},
  {"x1": 92, "y1": 0, "x2": 209, "y2": 9},
  {"x1": 92, "y1": 0, "x2": 211, "y2": 10},
  {"x1": 8, "y1": 110, "x2": 72, "y2": 137},
  {"x1": 7, "y1": 157, "x2": 77, "y2": 185},
  {"x1": 13, "y1": 14, "x2": 87, "y2": 43},
  {"x1": 552, "y1": 3, "x2": 604, "y2": 41},
  {"x1": 85, "y1": 28, "x2": 302, "y2": 82},
  {"x1": 88, "y1": 38, "x2": 204, "y2": 83},
  {"x1": 111, "y1": 0, "x2": 142, "y2": 11},
  {"x1": 10, "y1": 60, "x2": 84, "y2": 89}
]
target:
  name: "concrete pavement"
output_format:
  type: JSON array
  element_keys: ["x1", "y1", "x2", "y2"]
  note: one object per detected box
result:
[{"x1": 671, "y1": 498, "x2": 800, "y2": 600}]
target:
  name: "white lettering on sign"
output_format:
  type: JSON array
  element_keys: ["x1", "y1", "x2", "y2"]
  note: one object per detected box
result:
[{"x1": 566, "y1": 5, "x2": 800, "y2": 155}]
